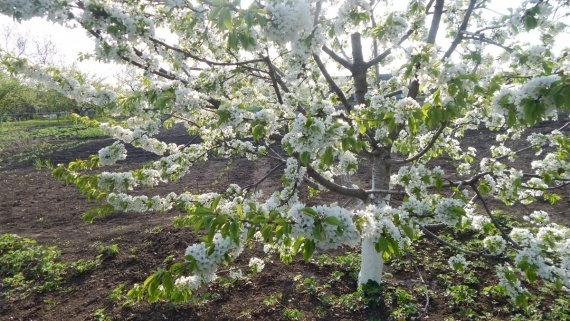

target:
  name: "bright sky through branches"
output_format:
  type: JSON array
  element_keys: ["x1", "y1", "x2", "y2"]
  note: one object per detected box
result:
[{"x1": 0, "y1": 1, "x2": 567, "y2": 81}]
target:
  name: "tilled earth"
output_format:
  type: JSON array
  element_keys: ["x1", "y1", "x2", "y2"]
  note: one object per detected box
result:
[{"x1": 1, "y1": 121, "x2": 569, "y2": 321}]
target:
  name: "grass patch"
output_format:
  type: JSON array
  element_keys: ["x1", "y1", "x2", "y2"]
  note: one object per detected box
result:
[
  {"x1": 0, "y1": 234, "x2": 67, "y2": 298},
  {"x1": 0, "y1": 119, "x2": 106, "y2": 167},
  {"x1": 0, "y1": 233, "x2": 106, "y2": 300}
]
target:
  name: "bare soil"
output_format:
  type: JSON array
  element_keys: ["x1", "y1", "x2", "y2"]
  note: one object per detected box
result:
[{"x1": 1, "y1": 121, "x2": 569, "y2": 321}]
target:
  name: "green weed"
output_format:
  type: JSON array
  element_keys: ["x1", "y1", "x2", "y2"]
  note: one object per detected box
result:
[
  {"x1": 0, "y1": 233, "x2": 67, "y2": 298},
  {"x1": 96, "y1": 243, "x2": 119, "y2": 260},
  {"x1": 282, "y1": 307, "x2": 302, "y2": 320},
  {"x1": 71, "y1": 258, "x2": 101, "y2": 276},
  {"x1": 93, "y1": 308, "x2": 113, "y2": 321}
]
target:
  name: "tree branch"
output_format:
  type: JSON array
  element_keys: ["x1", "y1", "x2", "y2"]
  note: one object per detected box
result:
[
  {"x1": 365, "y1": 29, "x2": 414, "y2": 69},
  {"x1": 427, "y1": 0, "x2": 445, "y2": 44},
  {"x1": 313, "y1": 54, "x2": 351, "y2": 112},
  {"x1": 442, "y1": 0, "x2": 477, "y2": 60},
  {"x1": 245, "y1": 163, "x2": 284, "y2": 191},
  {"x1": 389, "y1": 121, "x2": 447, "y2": 165},
  {"x1": 420, "y1": 225, "x2": 499, "y2": 257},
  {"x1": 470, "y1": 184, "x2": 522, "y2": 250},
  {"x1": 265, "y1": 56, "x2": 284, "y2": 104},
  {"x1": 305, "y1": 165, "x2": 368, "y2": 200},
  {"x1": 463, "y1": 34, "x2": 513, "y2": 53},
  {"x1": 407, "y1": 0, "x2": 444, "y2": 100},
  {"x1": 322, "y1": 45, "x2": 353, "y2": 71},
  {"x1": 149, "y1": 37, "x2": 266, "y2": 66}
]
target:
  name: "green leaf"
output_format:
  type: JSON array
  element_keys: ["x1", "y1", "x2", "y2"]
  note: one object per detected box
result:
[
  {"x1": 542, "y1": 61, "x2": 553, "y2": 74},
  {"x1": 302, "y1": 239, "x2": 316, "y2": 262},
  {"x1": 162, "y1": 271, "x2": 174, "y2": 294},
  {"x1": 299, "y1": 151, "x2": 310, "y2": 166},
  {"x1": 322, "y1": 147, "x2": 334, "y2": 166},
  {"x1": 211, "y1": 195, "x2": 222, "y2": 209},
  {"x1": 300, "y1": 207, "x2": 318, "y2": 217},
  {"x1": 515, "y1": 293, "x2": 529, "y2": 307},
  {"x1": 169, "y1": 262, "x2": 185, "y2": 275},
  {"x1": 434, "y1": 176, "x2": 443, "y2": 189},
  {"x1": 358, "y1": 123, "x2": 367, "y2": 135},
  {"x1": 525, "y1": 267, "x2": 537, "y2": 283},
  {"x1": 323, "y1": 216, "x2": 341, "y2": 226},
  {"x1": 375, "y1": 237, "x2": 389, "y2": 253},
  {"x1": 230, "y1": 220, "x2": 240, "y2": 243},
  {"x1": 401, "y1": 225, "x2": 415, "y2": 239},
  {"x1": 251, "y1": 214, "x2": 267, "y2": 224},
  {"x1": 451, "y1": 206, "x2": 466, "y2": 217},
  {"x1": 293, "y1": 237, "x2": 305, "y2": 254},
  {"x1": 217, "y1": 7, "x2": 232, "y2": 30},
  {"x1": 313, "y1": 223, "x2": 324, "y2": 241},
  {"x1": 252, "y1": 124, "x2": 265, "y2": 141},
  {"x1": 524, "y1": 14, "x2": 538, "y2": 31},
  {"x1": 260, "y1": 225, "x2": 273, "y2": 242}
]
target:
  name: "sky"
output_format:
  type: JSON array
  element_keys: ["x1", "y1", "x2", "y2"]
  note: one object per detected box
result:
[
  {"x1": 0, "y1": 1, "x2": 567, "y2": 83},
  {"x1": 0, "y1": 15, "x2": 118, "y2": 81}
]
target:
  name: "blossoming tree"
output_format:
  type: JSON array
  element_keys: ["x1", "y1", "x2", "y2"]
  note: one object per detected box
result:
[{"x1": 2, "y1": 0, "x2": 570, "y2": 305}]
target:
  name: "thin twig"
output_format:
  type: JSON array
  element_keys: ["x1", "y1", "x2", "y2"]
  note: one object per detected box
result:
[
  {"x1": 419, "y1": 225, "x2": 498, "y2": 257},
  {"x1": 405, "y1": 250, "x2": 430, "y2": 312},
  {"x1": 470, "y1": 184, "x2": 521, "y2": 250},
  {"x1": 389, "y1": 122, "x2": 447, "y2": 165}
]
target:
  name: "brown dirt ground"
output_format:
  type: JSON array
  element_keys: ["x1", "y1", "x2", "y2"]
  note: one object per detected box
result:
[{"x1": 0, "y1": 120, "x2": 569, "y2": 321}]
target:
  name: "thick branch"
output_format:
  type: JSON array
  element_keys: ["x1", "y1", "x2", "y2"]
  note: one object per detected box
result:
[
  {"x1": 265, "y1": 56, "x2": 284, "y2": 104},
  {"x1": 351, "y1": 33, "x2": 368, "y2": 105},
  {"x1": 427, "y1": 0, "x2": 445, "y2": 44},
  {"x1": 305, "y1": 165, "x2": 368, "y2": 200},
  {"x1": 313, "y1": 54, "x2": 351, "y2": 112},
  {"x1": 365, "y1": 29, "x2": 414, "y2": 69},
  {"x1": 425, "y1": 0, "x2": 436, "y2": 13},
  {"x1": 407, "y1": 0, "x2": 444, "y2": 100},
  {"x1": 322, "y1": 45, "x2": 353, "y2": 71},
  {"x1": 442, "y1": 0, "x2": 477, "y2": 60}
]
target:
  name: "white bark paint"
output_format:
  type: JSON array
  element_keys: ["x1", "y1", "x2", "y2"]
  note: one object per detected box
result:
[
  {"x1": 358, "y1": 154, "x2": 391, "y2": 285},
  {"x1": 358, "y1": 233, "x2": 384, "y2": 285}
]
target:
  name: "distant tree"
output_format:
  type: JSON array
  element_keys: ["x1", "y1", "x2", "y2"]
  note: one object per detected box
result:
[
  {"x1": 0, "y1": 24, "x2": 62, "y2": 65},
  {"x1": 1, "y1": 0, "x2": 570, "y2": 307},
  {"x1": 0, "y1": 71, "x2": 33, "y2": 119}
]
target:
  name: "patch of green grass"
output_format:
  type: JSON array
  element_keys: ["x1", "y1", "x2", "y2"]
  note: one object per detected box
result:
[
  {"x1": 71, "y1": 258, "x2": 101, "y2": 276},
  {"x1": 93, "y1": 307, "x2": 113, "y2": 321},
  {"x1": 0, "y1": 233, "x2": 67, "y2": 298},
  {"x1": 282, "y1": 307, "x2": 302, "y2": 320},
  {"x1": 0, "y1": 119, "x2": 106, "y2": 167},
  {"x1": 144, "y1": 226, "x2": 163, "y2": 234},
  {"x1": 0, "y1": 233, "x2": 111, "y2": 300},
  {"x1": 96, "y1": 243, "x2": 119, "y2": 260},
  {"x1": 108, "y1": 283, "x2": 135, "y2": 307}
]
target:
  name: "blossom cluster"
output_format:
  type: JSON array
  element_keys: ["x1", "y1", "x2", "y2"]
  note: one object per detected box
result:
[
  {"x1": 177, "y1": 233, "x2": 244, "y2": 290},
  {"x1": 355, "y1": 204, "x2": 409, "y2": 249},
  {"x1": 448, "y1": 254, "x2": 468, "y2": 272},
  {"x1": 287, "y1": 203, "x2": 360, "y2": 250},
  {"x1": 98, "y1": 142, "x2": 127, "y2": 166},
  {"x1": 106, "y1": 192, "x2": 176, "y2": 212},
  {"x1": 265, "y1": 0, "x2": 313, "y2": 45}
]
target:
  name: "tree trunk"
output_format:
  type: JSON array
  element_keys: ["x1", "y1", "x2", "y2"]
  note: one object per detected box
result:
[
  {"x1": 348, "y1": 32, "x2": 392, "y2": 286},
  {"x1": 358, "y1": 153, "x2": 391, "y2": 285}
]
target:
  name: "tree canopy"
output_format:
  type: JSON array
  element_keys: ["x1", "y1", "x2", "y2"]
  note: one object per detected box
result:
[{"x1": 1, "y1": 0, "x2": 570, "y2": 307}]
